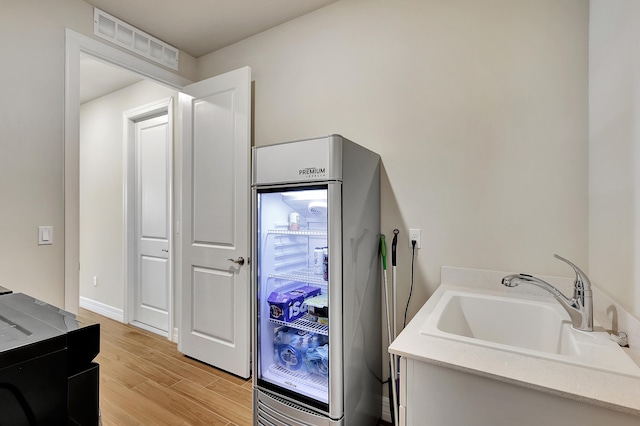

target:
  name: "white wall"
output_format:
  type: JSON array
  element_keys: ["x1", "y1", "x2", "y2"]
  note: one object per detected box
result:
[
  {"x1": 197, "y1": 0, "x2": 590, "y2": 323},
  {"x1": 0, "y1": 0, "x2": 195, "y2": 307},
  {"x1": 0, "y1": 0, "x2": 598, "y2": 328},
  {"x1": 80, "y1": 80, "x2": 177, "y2": 311},
  {"x1": 589, "y1": 0, "x2": 640, "y2": 317},
  {"x1": 0, "y1": 0, "x2": 92, "y2": 306}
]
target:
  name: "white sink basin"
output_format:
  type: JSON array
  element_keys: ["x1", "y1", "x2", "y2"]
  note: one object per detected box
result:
[{"x1": 420, "y1": 289, "x2": 640, "y2": 377}]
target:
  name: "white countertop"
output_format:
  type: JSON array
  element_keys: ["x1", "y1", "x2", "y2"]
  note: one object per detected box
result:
[{"x1": 389, "y1": 279, "x2": 640, "y2": 418}]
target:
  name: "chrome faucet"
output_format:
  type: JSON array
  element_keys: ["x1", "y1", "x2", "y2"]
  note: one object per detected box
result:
[{"x1": 502, "y1": 254, "x2": 593, "y2": 332}]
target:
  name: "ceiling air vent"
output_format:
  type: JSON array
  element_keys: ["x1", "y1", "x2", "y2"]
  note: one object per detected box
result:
[{"x1": 93, "y1": 8, "x2": 179, "y2": 71}]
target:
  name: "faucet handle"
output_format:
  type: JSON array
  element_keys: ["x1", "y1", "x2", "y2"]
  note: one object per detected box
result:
[{"x1": 553, "y1": 254, "x2": 591, "y2": 290}]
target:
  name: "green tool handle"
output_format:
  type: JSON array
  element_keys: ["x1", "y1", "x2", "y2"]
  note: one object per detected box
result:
[{"x1": 380, "y1": 234, "x2": 387, "y2": 270}]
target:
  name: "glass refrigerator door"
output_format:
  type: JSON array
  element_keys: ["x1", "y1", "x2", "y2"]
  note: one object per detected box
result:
[{"x1": 256, "y1": 186, "x2": 329, "y2": 410}]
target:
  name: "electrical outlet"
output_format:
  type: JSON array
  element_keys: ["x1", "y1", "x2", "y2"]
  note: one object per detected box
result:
[
  {"x1": 93, "y1": 276, "x2": 98, "y2": 287},
  {"x1": 409, "y1": 228, "x2": 421, "y2": 249}
]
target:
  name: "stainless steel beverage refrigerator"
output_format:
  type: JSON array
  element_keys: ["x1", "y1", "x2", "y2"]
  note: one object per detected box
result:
[{"x1": 251, "y1": 135, "x2": 381, "y2": 425}]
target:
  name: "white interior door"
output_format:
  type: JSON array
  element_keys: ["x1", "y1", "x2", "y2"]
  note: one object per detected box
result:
[
  {"x1": 133, "y1": 114, "x2": 171, "y2": 334},
  {"x1": 179, "y1": 66, "x2": 251, "y2": 378}
]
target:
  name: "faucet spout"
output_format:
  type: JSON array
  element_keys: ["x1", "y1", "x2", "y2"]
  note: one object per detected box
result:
[{"x1": 501, "y1": 255, "x2": 593, "y2": 332}]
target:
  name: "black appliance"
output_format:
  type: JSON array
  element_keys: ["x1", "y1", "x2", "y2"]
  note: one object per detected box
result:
[{"x1": 0, "y1": 292, "x2": 100, "y2": 425}]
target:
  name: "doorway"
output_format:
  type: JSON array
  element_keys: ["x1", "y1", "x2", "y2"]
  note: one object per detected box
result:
[
  {"x1": 65, "y1": 29, "x2": 191, "y2": 317},
  {"x1": 69, "y1": 28, "x2": 187, "y2": 338},
  {"x1": 79, "y1": 58, "x2": 176, "y2": 336}
]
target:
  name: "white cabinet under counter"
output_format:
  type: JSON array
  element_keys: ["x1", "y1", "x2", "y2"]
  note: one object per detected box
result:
[
  {"x1": 397, "y1": 355, "x2": 640, "y2": 426},
  {"x1": 389, "y1": 267, "x2": 640, "y2": 426}
]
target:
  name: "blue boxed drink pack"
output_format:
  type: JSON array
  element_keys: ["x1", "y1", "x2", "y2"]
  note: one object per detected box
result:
[{"x1": 268, "y1": 286, "x2": 321, "y2": 322}]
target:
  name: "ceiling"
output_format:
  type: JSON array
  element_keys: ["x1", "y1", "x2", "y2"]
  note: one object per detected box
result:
[
  {"x1": 80, "y1": 0, "x2": 338, "y2": 103},
  {"x1": 80, "y1": 54, "x2": 144, "y2": 104},
  {"x1": 83, "y1": 0, "x2": 339, "y2": 58}
]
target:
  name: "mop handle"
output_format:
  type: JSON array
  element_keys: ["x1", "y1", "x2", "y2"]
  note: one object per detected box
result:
[
  {"x1": 380, "y1": 235, "x2": 387, "y2": 270},
  {"x1": 391, "y1": 229, "x2": 398, "y2": 267}
]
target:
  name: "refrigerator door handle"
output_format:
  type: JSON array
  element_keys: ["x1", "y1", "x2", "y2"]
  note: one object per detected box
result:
[{"x1": 227, "y1": 256, "x2": 246, "y2": 266}]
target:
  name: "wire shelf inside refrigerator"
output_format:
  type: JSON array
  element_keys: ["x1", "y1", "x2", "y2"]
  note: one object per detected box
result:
[
  {"x1": 268, "y1": 363, "x2": 328, "y2": 391},
  {"x1": 269, "y1": 314, "x2": 329, "y2": 335},
  {"x1": 268, "y1": 229, "x2": 327, "y2": 237},
  {"x1": 269, "y1": 269, "x2": 327, "y2": 286}
]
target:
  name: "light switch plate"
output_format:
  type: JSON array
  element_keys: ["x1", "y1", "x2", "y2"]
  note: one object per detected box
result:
[{"x1": 38, "y1": 226, "x2": 53, "y2": 245}]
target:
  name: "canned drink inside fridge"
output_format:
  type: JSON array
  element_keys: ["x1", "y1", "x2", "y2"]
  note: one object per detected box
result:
[
  {"x1": 322, "y1": 248, "x2": 328, "y2": 281},
  {"x1": 289, "y1": 212, "x2": 300, "y2": 231},
  {"x1": 313, "y1": 248, "x2": 324, "y2": 274}
]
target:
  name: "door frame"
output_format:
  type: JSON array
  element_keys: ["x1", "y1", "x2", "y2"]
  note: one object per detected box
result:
[
  {"x1": 64, "y1": 29, "x2": 191, "y2": 315},
  {"x1": 123, "y1": 98, "x2": 174, "y2": 336}
]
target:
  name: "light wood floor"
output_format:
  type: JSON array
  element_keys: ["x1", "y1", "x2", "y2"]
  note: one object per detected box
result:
[{"x1": 78, "y1": 309, "x2": 252, "y2": 426}]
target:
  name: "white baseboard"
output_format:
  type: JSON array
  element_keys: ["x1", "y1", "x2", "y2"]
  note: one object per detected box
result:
[
  {"x1": 79, "y1": 296, "x2": 123, "y2": 322},
  {"x1": 382, "y1": 394, "x2": 392, "y2": 423},
  {"x1": 172, "y1": 327, "x2": 179, "y2": 343}
]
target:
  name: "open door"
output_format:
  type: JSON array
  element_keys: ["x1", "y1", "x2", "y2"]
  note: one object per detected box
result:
[{"x1": 178, "y1": 67, "x2": 251, "y2": 378}]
